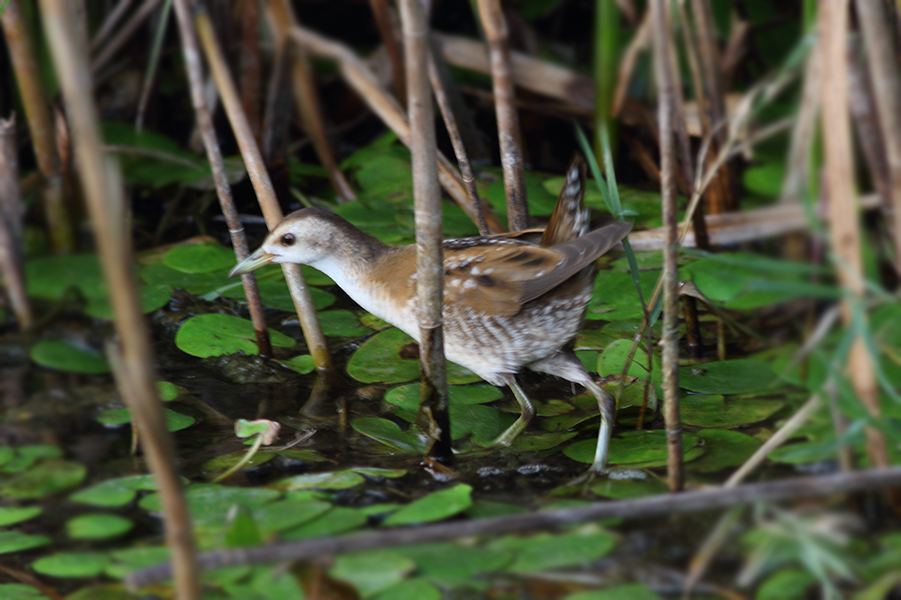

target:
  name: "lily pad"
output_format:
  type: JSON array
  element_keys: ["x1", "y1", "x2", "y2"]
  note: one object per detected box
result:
[
  {"x1": 282, "y1": 506, "x2": 368, "y2": 539},
  {"x1": 564, "y1": 430, "x2": 702, "y2": 467},
  {"x1": 26, "y1": 254, "x2": 104, "y2": 301},
  {"x1": 318, "y1": 310, "x2": 373, "y2": 337},
  {"x1": 2, "y1": 458, "x2": 87, "y2": 499},
  {"x1": 220, "y1": 276, "x2": 336, "y2": 312},
  {"x1": 490, "y1": 526, "x2": 615, "y2": 573},
  {"x1": 390, "y1": 543, "x2": 513, "y2": 585},
  {"x1": 0, "y1": 506, "x2": 42, "y2": 526},
  {"x1": 254, "y1": 499, "x2": 332, "y2": 534},
  {"x1": 70, "y1": 474, "x2": 160, "y2": 507},
  {"x1": 352, "y1": 417, "x2": 426, "y2": 454},
  {"x1": 372, "y1": 579, "x2": 441, "y2": 600},
  {"x1": 565, "y1": 584, "x2": 663, "y2": 600},
  {"x1": 32, "y1": 552, "x2": 111, "y2": 578},
  {"x1": 347, "y1": 328, "x2": 479, "y2": 384},
  {"x1": 270, "y1": 470, "x2": 365, "y2": 491},
  {"x1": 383, "y1": 484, "x2": 473, "y2": 526},
  {"x1": 30, "y1": 339, "x2": 110, "y2": 374},
  {"x1": 0, "y1": 531, "x2": 51, "y2": 554},
  {"x1": 590, "y1": 477, "x2": 668, "y2": 499},
  {"x1": 163, "y1": 243, "x2": 236, "y2": 273},
  {"x1": 66, "y1": 514, "x2": 133, "y2": 540},
  {"x1": 385, "y1": 383, "x2": 503, "y2": 419},
  {"x1": 689, "y1": 429, "x2": 762, "y2": 473},
  {"x1": 175, "y1": 313, "x2": 296, "y2": 358},
  {"x1": 0, "y1": 445, "x2": 62, "y2": 474},
  {"x1": 330, "y1": 551, "x2": 416, "y2": 598},
  {"x1": 96, "y1": 407, "x2": 195, "y2": 432},
  {"x1": 0, "y1": 584, "x2": 52, "y2": 599},
  {"x1": 597, "y1": 339, "x2": 657, "y2": 380},
  {"x1": 681, "y1": 394, "x2": 783, "y2": 428},
  {"x1": 679, "y1": 359, "x2": 777, "y2": 394},
  {"x1": 588, "y1": 270, "x2": 658, "y2": 321}
]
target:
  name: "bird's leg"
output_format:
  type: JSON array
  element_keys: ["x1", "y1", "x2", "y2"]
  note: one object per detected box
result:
[
  {"x1": 583, "y1": 379, "x2": 614, "y2": 473},
  {"x1": 491, "y1": 375, "x2": 536, "y2": 446}
]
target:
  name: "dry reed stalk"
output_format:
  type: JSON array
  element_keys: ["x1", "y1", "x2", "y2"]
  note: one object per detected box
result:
[
  {"x1": 0, "y1": 117, "x2": 33, "y2": 328},
  {"x1": 819, "y1": 0, "x2": 899, "y2": 511},
  {"x1": 475, "y1": 0, "x2": 528, "y2": 231},
  {"x1": 265, "y1": 0, "x2": 356, "y2": 203},
  {"x1": 186, "y1": 0, "x2": 332, "y2": 372},
  {"x1": 856, "y1": 0, "x2": 901, "y2": 274},
  {"x1": 611, "y1": 10, "x2": 650, "y2": 117},
  {"x1": 290, "y1": 25, "x2": 503, "y2": 233},
  {"x1": 399, "y1": 0, "x2": 451, "y2": 460},
  {"x1": 428, "y1": 40, "x2": 490, "y2": 236},
  {"x1": 91, "y1": 0, "x2": 134, "y2": 51},
  {"x1": 369, "y1": 0, "x2": 406, "y2": 106},
  {"x1": 238, "y1": 0, "x2": 262, "y2": 144},
  {"x1": 39, "y1": 1, "x2": 199, "y2": 596},
  {"x1": 652, "y1": 0, "x2": 683, "y2": 493},
  {"x1": 91, "y1": 0, "x2": 162, "y2": 75},
  {"x1": 173, "y1": 0, "x2": 271, "y2": 357},
  {"x1": 1, "y1": 0, "x2": 72, "y2": 253}
]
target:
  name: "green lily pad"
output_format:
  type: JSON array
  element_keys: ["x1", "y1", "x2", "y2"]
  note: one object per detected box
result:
[
  {"x1": 70, "y1": 474, "x2": 160, "y2": 507},
  {"x1": 201, "y1": 450, "x2": 275, "y2": 474},
  {"x1": 157, "y1": 381, "x2": 180, "y2": 401},
  {"x1": 347, "y1": 328, "x2": 479, "y2": 384},
  {"x1": 564, "y1": 429, "x2": 702, "y2": 467},
  {"x1": 254, "y1": 499, "x2": 332, "y2": 534},
  {"x1": 508, "y1": 430, "x2": 579, "y2": 451},
  {"x1": 391, "y1": 543, "x2": 513, "y2": 585},
  {"x1": 277, "y1": 354, "x2": 315, "y2": 374},
  {"x1": 32, "y1": 552, "x2": 111, "y2": 578},
  {"x1": 490, "y1": 526, "x2": 615, "y2": 573},
  {"x1": 96, "y1": 407, "x2": 195, "y2": 432},
  {"x1": 220, "y1": 276, "x2": 336, "y2": 312},
  {"x1": 743, "y1": 162, "x2": 785, "y2": 198},
  {"x1": 282, "y1": 506, "x2": 368, "y2": 539},
  {"x1": 689, "y1": 429, "x2": 762, "y2": 473},
  {"x1": 372, "y1": 579, "x2": 441, "y2": 600},
  {"x1": 270, "y1": 470, "x2": 365, "y2": 491},
  {"x1": 590, "y1": 477, "x2": 668, "y2": 499},
  {"x1": 318, "y1": 310, "x2": 373, "y2": 337},
  {"x1": 565, "y1": 584, "x2": 663, "y2": 600},
  {"x1": 30, "y1": 339, "x2": 110, "y2": 374},
  {"x1": 385, "y1": 383, "x2": 504, "y2": 421},
  {"x1": 383, "y1": 484, "x2": 473, "y2": 526},
  {"x1": 679, "y1": 359, "x2": 777, "y2": 394},
  {"x1": 106, "y1": 546, "x2": 171, "y2": 579},
  {"x1": 352, "y1": 417, "x2": 426, "y2": 454},
  {"x1": 66, "y1": 514, "x2": 133, "y2": 540},
  {"x1": 0, "y1": 506, "x2": 42, "y2": 526},
  {"x1": 597, "y1": 339, "x2": 658, "y2": 380},
  {"x1": 175, "y1": 313, "x2": 296, "y2": 358},
  {"x1": 2, "y1": 458, "x2": 87, "y2": 499},
  {"x1": 0, "y1": 446, "x2": 13, "y2": 468},
  {"x1": 588, "y1": 270, "x2": 658, "y2": 321},
  {"x1": 330, "y1": 551, "x2": 416, "y2": 598},
  {"x1": 140, "y1": 262, "x2": 231, "y2": 296},
  {"x1": 163, "y1": 243, "x2": 236, "y2": 273},
  {"x1": 0, "y1": 583, "x2": 52, "y2": 599},
  {"x1": 681, "y1": 394, "x2": 783, "y2": 428},
  {"x1": 0, "y1": 445, "x2": 62, "y2": 474},
  {"x1": 26, "y1": 254, "x2": 104, "y2": 301},
  {"x1": 140, "y1": 483, "x2": 279, "y2": 527},
  {"x1": 0, "y1": 531, "x2": 51, "y2": 554}
]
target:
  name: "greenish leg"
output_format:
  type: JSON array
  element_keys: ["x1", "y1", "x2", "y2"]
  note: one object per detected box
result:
[
  {"x1": 584, "y1": 380, "x2": 614, "y2": 473},
  {"x1": 491, "y1": 377, "x2": 536, "y2": 446}
]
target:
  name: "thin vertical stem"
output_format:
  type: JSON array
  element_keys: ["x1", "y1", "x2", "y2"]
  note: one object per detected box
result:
[
  {"x1": 476, "y1": 0, "x2": 528, "y2": 231},
  {"x1": 399, "y1": 0, "x2": 451, "y2": 461},
  {"x1": 0, "y1": 116, "x2": 33, "y2": 328},
  {"x1": 594, "y1": 0, "x2": 619, "y2": 161},
  {"x1": 652, "y1": 0, "x2": 683, "y2": 493},
  {"x1": 39, "y1": 0, "x2": 198, "y2": 596},
  {"x1": 369, "y1": 0, "x2": 406, "y2": 107}
]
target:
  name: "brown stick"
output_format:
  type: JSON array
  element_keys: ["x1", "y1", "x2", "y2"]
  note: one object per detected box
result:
[
  {"x1": 187, "y1": 0, "x2": 332, "y2": 373},
  {"x1": 1, "y1": 0, "x2": 73, "y2": 253},
  {"x1": 475, "y1": 0, "x2": 528, "y2": 231},
  {"x1": 289, "y1": 25, "x2": 503, "y2": 233},
  {"x1": 856, "y1": 0, "x2": 901, "y2": 275},
  {"x1": 265, "y1": 0, "x2": 356, "y2": 203},
  {"x1": 652, "y1": 0, "x2": 683, "y2": 493},
  {"x1": 819, "y1": 0, "x2": 900, "y2": 512},
  {"x1": 38, "y1": 1, "x2": 199, "y2": 597},
  {"x1": 126, "y1": 465, "x2": 901, "y2": 589},
  {"x1": 173, "y1": 0, "x2": 271, "y2": 358},
  {"x1": 91, "y1": 0, "x2": 162, "y2": 76},
  {"x1": 369, "y1": 0, "x2": 406, "y2": 107},
  {"x1": 238, "y1": 0, "x2": 262, "y2": 145},
  {"x1": 398, "y1": 0, "x2": 452, "y2": 462},
  {"x1": 0, "y1": 116, "x2": 33, "y2": 328}
]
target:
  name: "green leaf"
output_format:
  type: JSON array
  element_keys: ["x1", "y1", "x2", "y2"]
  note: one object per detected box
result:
[
  {"x1": 564, "y1": 430, "x2": 702, "y2": 467},
  {"x1": 0, "y1": 506, "x2": 42, "y2": 526},
  {"x1": 351, "y1": 417, "x2": 426, "y2": 454},
  {"x1": 70, "y1": 474, "x2": 159, "y2": 507},
  {"x1": 254, "y1": 499, "x2": 332, "y2": 534},
  {"x1": 270, "y1": 470, "x2": 365, "y2": 491},
  {"x1": 330, "y1": 551, "x2": 416, "y2": 597},
  {"x1": 175, "y1": 313, "x2": 295, "y2": 358},
  {"x1": 318, "y1": 309, "x2": 373, "y2": 337},
  {"x1": 743, "y1": 162, "x2": 785, "y2": 198},
  {"x1": 157, "y1": 381, "x2": 180, "y2": 401},
  {"x1": 371, "y1": 578, "x2": 441, "y2": 600},
  {"x1": 2, "y1": 458, "x2": 86, "y2": 499},
  {"x1": 66, "y1": 513, "x2": 133, "y2": 540},
  {"x1": 32, "y1": 552, "x2": 111, "y2": 578},
  {"x1": 30, "y1": 339, "x2": 110, "y2": 374},
  {"x1": 0, "y1": 445, "x2": 62, "y2": 473},
  {"x1": 163, "y1": 243, "x2": 237, "y2": 274},
  {"x1": 26, "y1": 254, "x2": 104, "y2": 300},
  {"x1": 690, "y1": 429, "x2": 762, "y2": 473},
  {"x1": 391, "y1": 543, "x2": 513, "y2": 584},
  {"x1": 347, "y1": 328, "x2": 479, "y2": 384},
  {"x1": 590, "y1": 477, "x2": 668, "y2": 499},
  {"x1": 282, "y1": 507, "x2": 368, "y2": 539},
  {"x1": 0, "y1": 583, "x2": 52, "y2": 599},
  {"x1": 681, "y1": 395, "x2": 783, "y2": 429},
  {"x1": 597, "y1": 339, "x2": 658, "y2": 380},
  {"x1": 564, "y1": 584, "x2": 663, "y2": 600},
  {"x1": 679, "y1": 359, "x2": 777, "y2": 394},
  {"x1": 383, "y1": 484, "x2": 472, "y2": 526},
  {"x1": 278, "y1": 354, "x2": 315, "y2": 374},
  {"x1": 490, "y1": 526, "x2": 615, "y2": 573},
  {"x1": 588, "y1": 270, "x2": 657, "y2": 321},
  {"x1": 0, "y1": 531, "x2": 51, "y2": 554},
  {"x1": 96, "y1": 407, "x2": 195, "y2": 432}
]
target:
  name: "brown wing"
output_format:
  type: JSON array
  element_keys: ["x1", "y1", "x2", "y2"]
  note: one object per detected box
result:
[{"x1": 442, "y1": 221, "x2": 632, "y2": 317}]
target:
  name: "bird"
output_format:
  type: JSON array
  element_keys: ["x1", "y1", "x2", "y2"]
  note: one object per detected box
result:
[{"x1": 230, "y1": 156, "x2": 632, "y2": 472}]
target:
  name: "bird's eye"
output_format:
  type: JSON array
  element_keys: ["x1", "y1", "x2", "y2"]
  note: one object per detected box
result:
[{"x1": 281, "y1": 233, "x2": 295, "y2": 247}]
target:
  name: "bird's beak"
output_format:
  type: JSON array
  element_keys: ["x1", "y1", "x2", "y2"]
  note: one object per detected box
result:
[{"x1": 229, "y1": 248, "x2": 275, "y2": 277}]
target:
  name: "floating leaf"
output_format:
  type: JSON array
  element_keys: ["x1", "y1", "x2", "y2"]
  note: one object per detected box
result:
[
  {"x1": 383, "y1": 484, "x2": 473, "y2": 526},
  {"x1": 282, "y1": 507, "x2": 368, "y2": 539},
  {"x1": 157, "y1": 381, "x2": 180, "y2": 401},
  {"x1": 278, "y1": 354, "x2": 315, "y2": 374},
  {"x1": 30, "y1": 339, "x2": 110, "y2": 374},
  {"x1": 490, "y1": 527, "x2": 615, "y2": 573},
  {"x1": 330, "y1": 551, "x2": 416, "y2": 597},
  {"x1": 564, "y1": 584, "x2": 663, "y2": 600},
  {"x1": 163, "y1": 243, "x2": 236, "y2": 273},
  {"x1": 588, "y1": 270, "x2": 658, "y2": 321},
  {"x1": 2, "y1": 459, "x2": 86, "y2": 499},
  {"x1": 352, "y1": 417, "x2": 426, "y2": 454},
  {"x1": 0, "y1": 445, "x2": 62, "y2": 474},
  {"x1": 175, "y1": 313, "x2": 295, "y2": 358},
  {"x1": 106, "y1": 546, "x2": 170, "y2": 579},
  {"x1": 254, "y1": 499, "x2": 332, "y2": 534},
  {"x1": 32, "y1": 552, "x2": 111, "y2": 578},
  {"x1": 318, "y1": 310, "x2": 372, "y2": 337},
  {"x1": 0, "y1": 447, "x2": 13, "y2": 468},
  {"x1": 681, "y1": 395, "x2": 783, "y2": 429},
  {"x1": 97, "y1": 407, "x2": 195, "y2": 432},
  {"x1": 220, "y1": 276, "x2": 336, "y2": 312},
  {"x1": 391, "y1": 543, "x2": 513, "y2": 585},
  {"x1": 66, "y1": 514, "x2": 133, "y2": 540},
  {"x1": 679, "y1": 360, "x2": 777, "y2": 394},
  {"x1": 743, "y1": 162, "x2": 785, "y2": 198},
  {"x1": 372, "y1": 579, "x2": 441, "y2": 600},
  {"x1": 0, "y1": 506, "x2": 42, "y2": 526},
  {"x1": 0, "y1": 531, "x2": 50, "y2": 554},
  {"x1": 0, "y1": 583, "x2": 51, "y2": 599},
  {"x1": 590, "y1": 477, "x2": 668, "y2": 499},
  {"x1": 564, "y1": 430, "x2": 702, "y2": 467},
  {"x1": 689, "y1": 429, "x2": 762, "y2": 473},
  {"x1": 70, "y1": 474, "x2": 159, "y2": 507},
  {"x1": 347, "y1": 328, "x2": 479, "y2": 384},
  {"x1": 26, "y1": 254, "x2": 104, "y2": 301},
  {"x1": 271, "y1": 470, "x2": 365, "y2": 491},
  {"x1": 597, "y1": 339, "x2": 658, "y2": 380}
]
